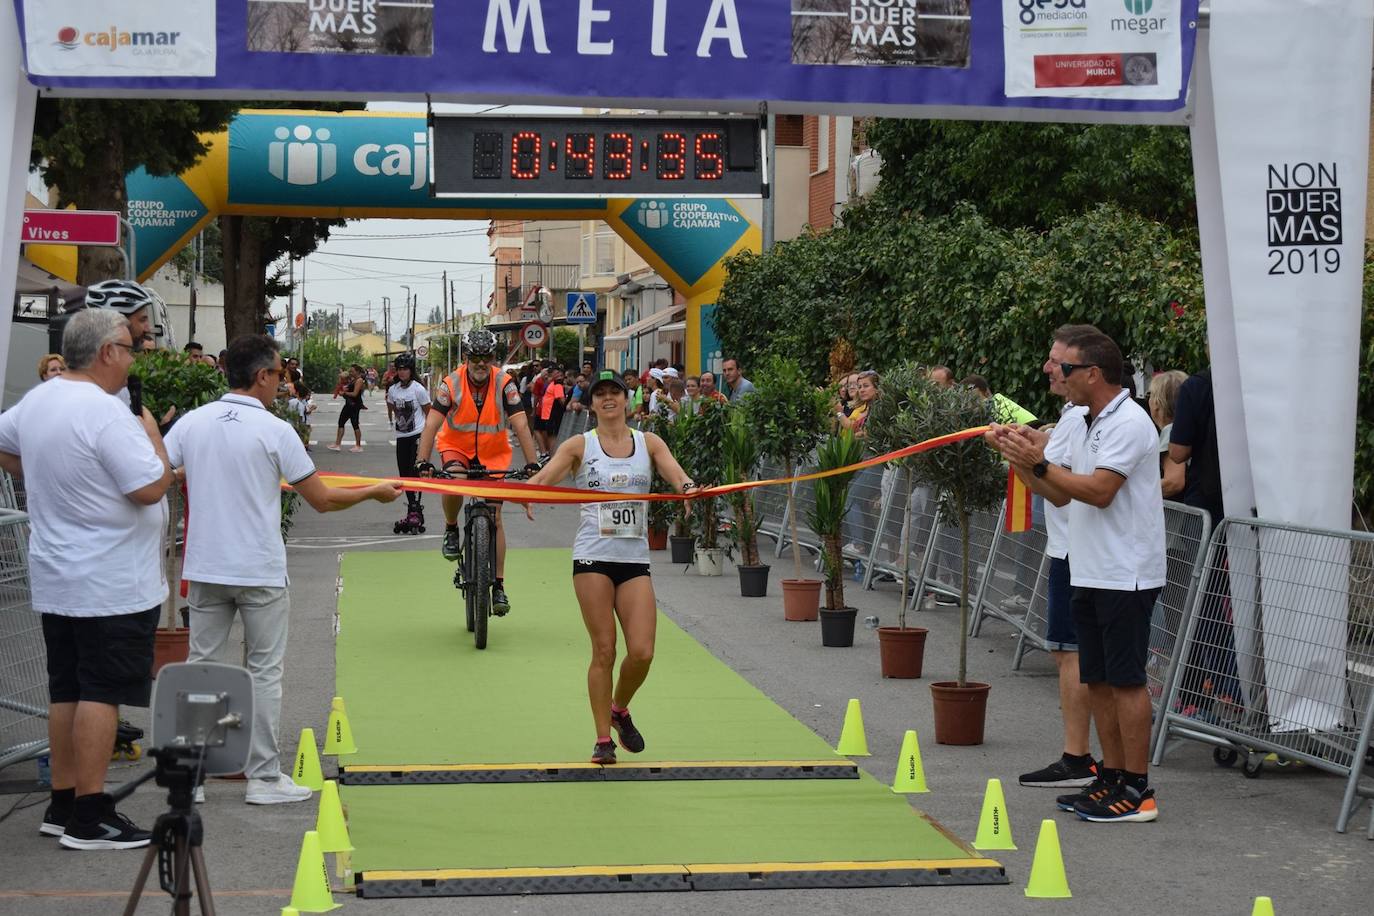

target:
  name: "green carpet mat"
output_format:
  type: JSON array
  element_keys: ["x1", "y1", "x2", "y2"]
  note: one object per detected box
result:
[
  {"x1": 337, "y1": 549, "x2": 838, "y2": 764},
  {"x1": 343, "y1": 774, "x2": 980, "y2": 872},
  {"x1": 335, "y1": 549, "x2": 1004, "y2": 894}
]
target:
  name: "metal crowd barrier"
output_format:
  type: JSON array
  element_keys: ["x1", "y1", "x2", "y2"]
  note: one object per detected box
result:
[
  {"x1": 908, "y1": 501, "x2": 1004, "y2": 613},
  {"x1": 753, "y1": 459, "x2": 792, "y2": 546},
  {"x1": 971, "y1": 508, "x2": 1050, "y2": 639},
  {"x1": 0, "y1": 507, "x2": 44, "y2": 771},
  {"x1": 1151, "y1": 518, "x2": 1374, "y2": 835},
  {"x1": 862, "y1": 477, "x2": 940, "y2": 592}
]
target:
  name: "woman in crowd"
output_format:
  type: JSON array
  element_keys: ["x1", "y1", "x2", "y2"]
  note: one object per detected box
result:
[
  {"x1": 1148, "y1": 369, "x2": 1188, "y2": 498},
  {"x1": 330, "y1": 365, "x2": 366, "y2": 452},
  {"x1": 839, "y1": 370, "x2": 879, "y2": 435},
  {"x1": 38, "y1": 353, "x2": 66, "y2": 382}
]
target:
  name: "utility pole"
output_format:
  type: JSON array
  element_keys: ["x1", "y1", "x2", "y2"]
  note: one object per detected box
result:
[
  {"x1": 188, "y1": 231, "x2": 200, "y2": 342},
  {"x1": 382, "y1": 295, "x2": 391, "y2": 364},
  {"x1": 410, "y1": 293, "x2": 418, "y2": 356},
  {"x1": 400, "y1": 285, "x2": 412, "y2": 350}
]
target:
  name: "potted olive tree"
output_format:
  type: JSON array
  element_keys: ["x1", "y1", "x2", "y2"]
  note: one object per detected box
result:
[
  {"x1": 675, "y1": 401, "x2": 729, "y2": 576},
  {"x1": 863, "y1": 362, "x2": 933, "y2": 678},
  {"x1": 131, "y1": 350, "x2": 226, "y2": 672},
  {"x1": 722, "y1": 406, "x2": 769, "y2": 596},
  {"x1": 902, "y1": 379, "x2": 1005, "y2": 744},
  {"x1": 745, "y1": 357, "x2": 831, "y2": 620},
  {"x1": 638, "y1": 410, "x2": 675, "y2": 550},
  {"x1": 805, "y1": 429, "x2": 865, "y2": 646}
]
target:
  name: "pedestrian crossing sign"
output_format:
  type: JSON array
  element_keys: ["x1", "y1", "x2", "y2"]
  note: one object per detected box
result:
[{"x1": 566, "y1": 292, "x2": 598, "y2": 324}]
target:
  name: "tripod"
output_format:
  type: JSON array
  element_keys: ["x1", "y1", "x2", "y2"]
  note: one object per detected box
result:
[{"x1": 121, "y1": 748, "x2": 216, "y2": 916}]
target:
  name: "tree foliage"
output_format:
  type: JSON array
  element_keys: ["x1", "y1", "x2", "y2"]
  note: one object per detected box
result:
[
  {"x1": 300, "y1": 334, "x2": 366, "y2": 394},
  {"x1": 863, "y1": 119, "x2": 1197, "y2": 232},
  {"x1": 30, "y1": 100, "x2": 237, "y2": 282}
]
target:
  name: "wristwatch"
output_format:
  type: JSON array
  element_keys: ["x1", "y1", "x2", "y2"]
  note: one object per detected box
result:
[{"x1": 1032, "y1": 460, "x2": 1050, "y2": 479}]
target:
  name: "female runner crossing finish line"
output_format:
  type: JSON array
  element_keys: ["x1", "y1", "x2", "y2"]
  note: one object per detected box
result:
[{"x1": 527, "y1": 371, "x2": 695, "y2": 764}]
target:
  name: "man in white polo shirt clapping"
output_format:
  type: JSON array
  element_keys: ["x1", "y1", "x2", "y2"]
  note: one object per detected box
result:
[
  {"x1": 166, "y1": 336, "x2": 401, "y2": 805},
  {"x1": 987, "y1": 326, "x2": 1165, "y2": 824}
]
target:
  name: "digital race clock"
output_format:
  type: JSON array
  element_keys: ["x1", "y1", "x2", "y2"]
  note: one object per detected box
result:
[{"x1": 431, "y1": 115, "x2": 765, "y2": 199}]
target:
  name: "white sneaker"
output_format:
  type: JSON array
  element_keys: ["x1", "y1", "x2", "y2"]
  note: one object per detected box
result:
[{"x1": 245, "y1": 773, "x2": 313, "y2": 805}]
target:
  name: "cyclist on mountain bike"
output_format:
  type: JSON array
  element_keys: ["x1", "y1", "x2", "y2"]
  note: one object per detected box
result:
[{"x1": 416, "y1": 328, "x2": 540, "y2": 616}]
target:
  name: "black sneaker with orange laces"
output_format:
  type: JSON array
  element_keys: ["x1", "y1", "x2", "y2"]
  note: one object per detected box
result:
[
  {"x1": 1075, "y1": 782, "x2": 1159, "y2": 823},
  {"x1": 1056, "y1": 769, "x2": 1118, "y2": 812}
]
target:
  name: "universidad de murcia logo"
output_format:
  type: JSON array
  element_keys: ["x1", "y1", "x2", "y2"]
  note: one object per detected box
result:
[{"x1": 55, "y1": 25, "x2": 184, "y2": 52}]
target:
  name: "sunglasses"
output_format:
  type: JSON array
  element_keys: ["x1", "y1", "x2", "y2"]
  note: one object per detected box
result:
[{"x1": 1059, "y1": 361, "x2": 1098, "y2": 378}]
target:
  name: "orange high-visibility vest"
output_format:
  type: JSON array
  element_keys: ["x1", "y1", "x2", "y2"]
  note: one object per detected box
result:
[{"x1": 435, "y1": 368, "x2": 513, "y2": 468}]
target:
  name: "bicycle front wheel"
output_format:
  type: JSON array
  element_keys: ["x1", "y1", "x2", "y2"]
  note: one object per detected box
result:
[{"x1": 469, "y1": 517, "x2": 492, "y2": 650}]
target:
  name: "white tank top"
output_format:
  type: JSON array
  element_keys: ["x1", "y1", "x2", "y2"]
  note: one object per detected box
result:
[{"x1": 572, "y1": 429, "x2": 653, "y2": 563}]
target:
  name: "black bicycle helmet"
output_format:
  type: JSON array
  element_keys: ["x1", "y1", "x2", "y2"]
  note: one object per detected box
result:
[
  {"x1": 463, "y1": 327, "x2": 498, "y2": 357},
  {"x1": 394, "y1": 352, "x2": 416, "y2": 370},
  {"x1": 83, "y1": 279, "x2": 162, "y2": 315}
]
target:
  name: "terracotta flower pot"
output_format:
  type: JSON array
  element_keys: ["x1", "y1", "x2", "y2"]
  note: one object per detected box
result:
[
  {"x1": 877, "y1": 626, "x2": 928, "y2": 678},
  {"x1": 781, "y1": 579, "x2": 821, "y2": 621},
  {"x1": 647, "y1": 527, "x2": 668, "y2": 551},
  {"x1": 152, "y1": 627, "x2": 191, "y2": 677},
  {"x1": 930, "y1": 681, "x2": 991, "y2": 746}
]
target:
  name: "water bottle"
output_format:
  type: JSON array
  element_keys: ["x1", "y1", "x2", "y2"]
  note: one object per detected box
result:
[
  {"x1": 863, "y1": 615, "x2": 880, "y2": 630},
  {"x1": 36, "y1": 753, "x2": 51, "y2": 788},
  {"x1": 852, "y1": 560, "x2": 865, "y2": 582}
]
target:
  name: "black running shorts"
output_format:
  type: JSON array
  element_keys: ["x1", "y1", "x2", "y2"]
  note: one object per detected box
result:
[
  {"x1": 572, "y1": 559, "x2": 652, "y2": 587},
  {"x1": 1071, "y1": 586, "x2": 1160, "y2": 688}
]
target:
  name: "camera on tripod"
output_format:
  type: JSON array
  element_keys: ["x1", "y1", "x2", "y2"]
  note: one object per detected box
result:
[{"x1": 120, "y1": 662, "x2": 254, "y2": 916}]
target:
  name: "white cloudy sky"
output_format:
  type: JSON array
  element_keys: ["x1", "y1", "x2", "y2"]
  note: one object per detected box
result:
[{"x1": 273, "y1": 101, "x2": 582, "y2": 339}]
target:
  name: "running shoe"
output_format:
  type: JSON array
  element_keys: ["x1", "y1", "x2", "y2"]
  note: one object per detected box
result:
[
  {"x1": 1019, "y1": 755, "x2": 1098, "y2": 788},
  {"x1": 326, "y1": 444, "x2": 341, "y2": 452},
  {"x1": 59, "y1": 797, "x2": 151, "y2": 850},
  {"x1": 39, "y1": 802, "x2": 70, "y2": 837},
  {"x1": 442, "y1": 527, "x2": 461, "y2": 561},
  {"x1": 1075, "y1": 783, "x2": 1158, "y2": 823},
  {"x1": 591, "y1": 740, "x2": 617, "y2": 765},
  {"x1": 491, "y1": 585, "x2": 511, "y2": 617},
  {"x1": 245, "y1": 773, "x2": 312, "y2": 805},
  {"x1": 1056, "y1": 770, "x2": 1118, "y2": 812},
  {"x1": 349, "y1": 445, "x2": 364, "y2": 453},
  {"x1": 930, "y1": 592, "x2": 960, "y2": 607},
  {"x1": 610, "y1": 709, "x2": 646, "y2": 754}
]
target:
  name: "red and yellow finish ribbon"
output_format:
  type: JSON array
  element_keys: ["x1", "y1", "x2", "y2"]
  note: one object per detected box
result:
[{"x1": 303, "y1": 426, "x2": 994, "y2": 506}]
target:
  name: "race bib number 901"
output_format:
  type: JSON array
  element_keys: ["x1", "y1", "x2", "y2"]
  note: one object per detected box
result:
[{"x1": 598, "y1": 501, "x2": 646, "y2": 539}]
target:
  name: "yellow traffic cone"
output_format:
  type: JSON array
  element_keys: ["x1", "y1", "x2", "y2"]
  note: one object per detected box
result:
[
  {"x1": 974, "y1": 777, "x2": 1016, "y2": 850},
  {"x1": 293, "y1": 728, "x2": 325, "y2": 791},
  {"x1": 331, "y1": 696, "x2": 347, "y2": 715},
  {"x1": 316, "y1": 781, "x2": 354, "y2": 854},
  {"x1": 835, "y1": 699, "x2": 870, "y2": 756},
  {"x1": 1024, "y1": 819, "x2": 1071, "y2": 899},
  {"x1": 1252, "y1": 897, "x2": 1275, "y2": 916},
  {"x1": 289, "y1": 831, "x2": 341, "y2": 913},
  {"x1": 890, "y1": 729, "x2": 929, "y2": 794},
  {"x1": 323, "y1": 703, "x2": 357, "y2": 756},
  {"x1": 282, "y1": 908, "x2": 300, "y2": 916}
]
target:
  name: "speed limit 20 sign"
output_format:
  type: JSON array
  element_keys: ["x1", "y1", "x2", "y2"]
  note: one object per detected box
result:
[{"x1": 521, "y1": 321, "x2": 549, "y2": 349}]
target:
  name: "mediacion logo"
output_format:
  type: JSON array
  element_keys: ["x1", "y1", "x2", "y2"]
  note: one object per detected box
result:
[
  {"x1": 54, "y1": 25, "x2": 184, "y2": 52},
  {"x1": 1018, "y1": 0, "x2": 1088, "y2": 29}
]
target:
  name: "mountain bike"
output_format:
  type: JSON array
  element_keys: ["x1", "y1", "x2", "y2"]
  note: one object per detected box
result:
[{"x1": 426, "y1": 461, "x2": 539, "y2": 650}]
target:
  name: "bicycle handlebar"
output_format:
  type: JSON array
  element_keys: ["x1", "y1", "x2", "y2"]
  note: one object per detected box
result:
[{"x1": 418, "y1": 454, "x2": 548, "y2": 482}]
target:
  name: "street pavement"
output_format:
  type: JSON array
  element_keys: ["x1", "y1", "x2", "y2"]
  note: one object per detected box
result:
[{"x1": 1, "y1": 393, "x2": 1369, "y2": 915}]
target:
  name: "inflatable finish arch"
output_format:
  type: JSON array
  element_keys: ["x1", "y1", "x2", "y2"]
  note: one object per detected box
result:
[{"x1": 40, "y1": 109, "x2": 762, "y2": 374}]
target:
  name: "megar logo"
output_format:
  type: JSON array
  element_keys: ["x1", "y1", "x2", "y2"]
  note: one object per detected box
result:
[
  {"x1": 55, "y1": 25, "x2": 184, "y2": 52},
  {"x1": 1112, "y1": 0, "x2": 1164, "y2": 34}
]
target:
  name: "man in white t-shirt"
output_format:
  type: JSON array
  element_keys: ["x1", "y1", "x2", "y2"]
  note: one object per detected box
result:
[
  {"x1": 166, "y1": 335, "x2": 401, "y2": 806},
  {"x1": 1011, "y1": 325, "x2": 1099, "y2": 792},
  {"x1": 0, "y1": 309, "x2": 172, "y2": 850},
  {"x1": 988, "y1": 326, "x2": 1165, "y2": 824}
]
